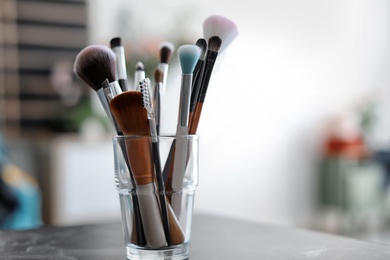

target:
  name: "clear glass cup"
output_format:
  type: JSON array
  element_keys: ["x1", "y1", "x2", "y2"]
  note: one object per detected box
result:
[{"x1": 112, "y1": 135, "x2": 199, "y2": 260}]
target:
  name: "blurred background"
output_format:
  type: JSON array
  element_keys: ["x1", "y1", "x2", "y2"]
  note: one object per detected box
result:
[{"x1": 1, "y1": 0, "x2": 390, "y2": 245}]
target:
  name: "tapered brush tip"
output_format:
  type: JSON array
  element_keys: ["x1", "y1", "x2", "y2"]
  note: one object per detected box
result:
[
  {"x1": 208, "y1": 36, "x2": 222, "y2": 53},
  {"x1": 154, "y1": 68, "x2": 164, "y2": 83},
  {"x1": 195, "y1": 38, "x2": 207, "y2": 61},
  {"x1": 73, "y1": 44, "x2": 116, "y2": 91},
  {"x1": 178, "y1": 44, "x2": 201, "y2": 74},
  {"x1": 203, "y1": 15, "x2": 238, "y2": 53},
  {"x1": 110, "y1": 37, "x2": 122, "y2": 48},
  {"x1": 159, "y1": 42, "x2": 175, "y2": 64},
  {"x1": 136, "y1": 61, "x2": 144, "y2": 71}
]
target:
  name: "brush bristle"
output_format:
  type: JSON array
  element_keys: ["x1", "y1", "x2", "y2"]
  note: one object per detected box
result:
[
  {"x1": 154, "y1": 68, "x2": 164, "y2": 83},
  {"x1": 195, "y1": 38, "x2": 207, "y2": 61},
  {"x1": 203, "y1": 15, "x2": 238, "y2": 53},
  {"x1": 178, "y1": 45, "x2": 201, "y2": 74},
  {"x1": 136, "y1": 61, "x2": 144, "y2": 71},
  {"x1": 109, "y1": 91, "x2": 150, "y2": 136},
  {"x1": 74, "y1": 44, "x2": 116, "y2": 91},
  {"x1": 110, "y1": 37, "x2": 121, "y2": 48},
  {"x1": 159, "y1": 42, "x2": 175, "y2": 63},
  {"x1": 208, "y1": 36, "x2": 222, "y2": 53}
]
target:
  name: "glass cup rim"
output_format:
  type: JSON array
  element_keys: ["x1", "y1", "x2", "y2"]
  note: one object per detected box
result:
[{"x1": 112, "y1": 134, "x2": 199, "y2": 142}]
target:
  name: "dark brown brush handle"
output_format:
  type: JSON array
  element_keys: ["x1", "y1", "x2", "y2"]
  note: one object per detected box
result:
[{"x1": 188, "y1": 102, "x2": 204, "y2": 134}]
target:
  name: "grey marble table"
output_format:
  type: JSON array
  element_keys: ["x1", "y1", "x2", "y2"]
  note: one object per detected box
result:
[{"x1": 1, "y1": 214, "x2": 390, "y2": 259}]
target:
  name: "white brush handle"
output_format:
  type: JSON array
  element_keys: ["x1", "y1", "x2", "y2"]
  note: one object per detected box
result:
[
  {"x1": 171, "y1": 125, "x2": 189, "y2": 217},
  {"x1": 158, "y1": 63, "x2": 168, "y2": 94},
  {"x1": 136, "y1": 183, "x2": 167, "y2": 248}
]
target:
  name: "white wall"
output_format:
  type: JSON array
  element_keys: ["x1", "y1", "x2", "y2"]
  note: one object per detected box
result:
[{"x1": 85, "y1": 0, "x2": 390, "y2": 227}]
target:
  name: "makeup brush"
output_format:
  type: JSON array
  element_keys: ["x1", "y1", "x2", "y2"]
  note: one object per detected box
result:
[
  {"x1": 203, "y1": 14, "x2": 238, "y2": 53},
  {"x1": 134, "y1": 61, "x2": 145, "y2": 91},
  {"x1": 110, "y1": 91, "x2": 185, "y2": 247},
  {"x1": 139, "y1": 78, "x2": 171, "y2": 245},
  {"x1": 158, "y1": 42, "x2": 175, "y2": 94},
  {"x1": 188, "y1": 38, "x2": 207, "y2": 129},
  {"x1": 170, "y1": 44, "x2": 201, "y2": 217},
  {"x1": 153, "y1": 68, "x2": 163, "y2": 135},
  {"x1": 110, "y1": 37, "x2": 130, "y2": 91},
  {"x1": 188, "y1": 36, "x2": 221, "y2": 134},
  {"x1": 73, "y1": 44, "x2": 121, "y2": 133},
  {"x1": 74, "y1": 46, "x2": 145, "y2": 245},
  {"x1": 192, "y1": 38, "x2": 207, "y2": 84},
  {"x1": 110, "y1": 91, "x2": 167, "y2": 249}
]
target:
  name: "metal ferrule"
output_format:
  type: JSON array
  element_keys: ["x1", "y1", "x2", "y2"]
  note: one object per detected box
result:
[
  {"x1": 113, "y1": 46, "x2": 127, "y2": 80},
  {"x1": 109, "y1": 81, "x2": 122, "y2": 96}
]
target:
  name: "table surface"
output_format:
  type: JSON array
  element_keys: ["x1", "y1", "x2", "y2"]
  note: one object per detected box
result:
[{"x1": 1, "y1": 214, "x2": 390, "y2": 260}]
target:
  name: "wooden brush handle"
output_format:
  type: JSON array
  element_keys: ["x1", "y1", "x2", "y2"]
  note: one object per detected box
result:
[
  {"x1": 167, "y1": 201, "x2": 185, "y2": 245},
  {"x1": 188, "y1": 102, "x2": 203, "y2": 134},
  {"x1": 126, "y1": 138, "x2": 154, "y2": 185}
]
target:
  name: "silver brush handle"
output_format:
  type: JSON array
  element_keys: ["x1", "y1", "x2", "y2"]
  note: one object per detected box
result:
[
  {"x1": 178, "y1": 74, "x2": 192, "y2": 127},
  {"x1": 171, "y1": 125, "x2": 189, "y2": 218},
  {"x1": 96, "y1": 88, "x2": 121, "y2": 133}
]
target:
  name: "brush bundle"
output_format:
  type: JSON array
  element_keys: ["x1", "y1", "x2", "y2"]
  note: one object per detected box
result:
[{"x1": 74, "y1": 15, "x2": 237, "y2": 251}]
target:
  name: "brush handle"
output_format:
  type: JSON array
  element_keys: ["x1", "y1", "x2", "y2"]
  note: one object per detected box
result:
[
  {"x1": 118, "y1": 139, "x2": 146, "y2": 246},
  {"x1": 153, "y1": 83, "x2": 161, "y2": 135},
  {"x1": 163, "y1": 139, "x2": 176, "y2": 184},
  {"x1": 178, "y1": 74, "x2": 192, "y2": 127},
  {"x1": 112, "y1": 45, "x2": 128, "y2": 88},
  {"x1": 118, "y1": 79, "x2": 130, "y2": 92},
  {"x1": 189, "y1": 60, "x2": 205, "y2": 113},
  {"x1": 171, "y1": 125, "x2": 189, "y2": 217},
  {"x1": 158, "y1": 63, "x2": 169, "y2": 94},
  {"x1": 188, "y1": 51, "x2": 218, "y2": 134},
  {"x1": 136, "y1": 183, "x2": 167, "y2": 248},
  {"x1": 188, "y1": 102, "x2": 203, "y2": 135},
  {"x1": 167, "y1": 201, "x2": 185, "y2": 245},
  {"x1": 198, "y1": 50, "x2": 218, "y2": 103},
  {"x1": 151, "y1": 140, "x2": 171, "y2": 245},
  {"x1": 96, "y1": 88, "x2": 121, "y2": 133},
  {"x1": 152, "y1": 140, "x2": 185, "y2": 245}
]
